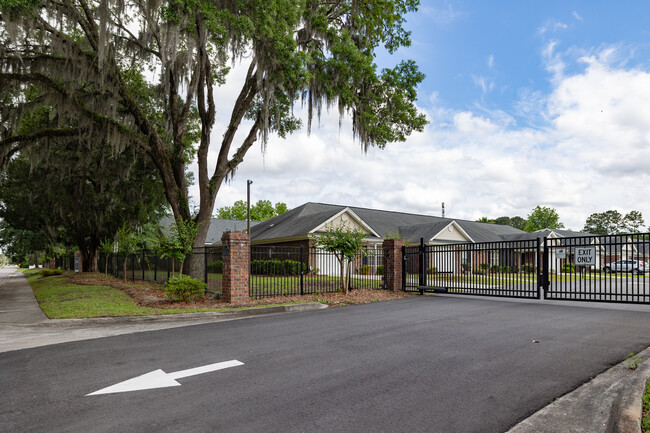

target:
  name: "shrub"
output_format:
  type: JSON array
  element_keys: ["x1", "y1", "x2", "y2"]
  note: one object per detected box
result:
[
  {"x1": 311, "y1": 267, "x2": 320, "y2": 275},
  {"x1": 40, "y1": 268, "x2": 63, "y2": 277},
  {"x1": 472, "y1": 268, "x2": 486, "y2": 275},
  {"x1": 498, "y1": 266, "x2": 509, "y2": 273},
  {"x1": 521, "y1": 264, "x2": 535, "y2": 273},
  {"x1": 561, "y1": 263, "x2": 575, "y2": 273},
  {"x1": 491, "y1": 265, "x2": 500, "y2": 273},
  {"x1": 427, "y1": 266, "x2": 438, "y2": 274},
  {"x1": 510, "y1": 265, "x2": 519, "y2": 273},
  {"x1": 283, "y1": 260, "x2": 307, "y2": 275},
  {"x1": 164, "y1": 274, "x2": 207, "y2": 303},
  {"x1": 479, "y1": 263, "x2": 489, "y2": 271},
  {"x1": 251, "y1": 259, "x2": 307, "y2": 275},
  {"x1": 208, "y1": 260, "x2": 223, "y2": 273},
  {"x1": 461, "y1": 263, "x2": 471, "y2": 272},
  {"x1": 358, "y1": 265, "x2": 372, "y2": 275},
  {"x1": 376, "y1": 265, "x2": 384, "y2": 275}
]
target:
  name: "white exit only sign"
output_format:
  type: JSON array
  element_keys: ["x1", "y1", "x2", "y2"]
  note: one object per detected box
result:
[{"x1": 574, "y1": 247, "x2": 596, "y2": 265}]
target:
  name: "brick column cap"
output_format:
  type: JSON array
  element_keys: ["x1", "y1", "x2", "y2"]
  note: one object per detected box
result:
[{"x1": 222, "y1": 230, "x2": 250, "y2": 242}]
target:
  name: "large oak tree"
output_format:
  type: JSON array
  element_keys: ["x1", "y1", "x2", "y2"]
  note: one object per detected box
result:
[{"x1": 0, "y1": 0, "x2": 427, "y2": 275}]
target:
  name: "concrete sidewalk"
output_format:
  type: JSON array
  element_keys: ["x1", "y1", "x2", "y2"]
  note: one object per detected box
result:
[
  {"x1": 0, "y1": 266, "x2": 47, "y2": 324},
  {"x1": 0, "y1": 267, "x2": 327, "y2": 353}
]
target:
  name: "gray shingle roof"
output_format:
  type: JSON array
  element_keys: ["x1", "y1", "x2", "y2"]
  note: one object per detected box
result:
[
  {"x1": 455, "y1": 220, "x2": 524, "y2": 243},
  {"x1": 251, "y1": 204, "x2": 343, "y2": 241},
  {"x1": 160, "y1": 216, "x2": 259, "y2": 245},
  {"x1": 250, "y1": 202, "x2": 529, "y2": 244},
  {"x1": 206, "y1": 219, "x2": 260, "y2": 244},
  {"x1": 398, "y1": 221, "x2": 454, "y2": 242}
]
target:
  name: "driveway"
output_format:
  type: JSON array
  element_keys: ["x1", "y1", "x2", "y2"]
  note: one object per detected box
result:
[{"x1": 2, "y1": 295, "x2": 650, "y2": 432}]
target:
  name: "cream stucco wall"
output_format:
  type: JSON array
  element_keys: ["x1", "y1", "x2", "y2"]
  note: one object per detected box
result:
[
  {"x1": 318, "y1": 212, "x2": 370, "y2": 234},
  {"x1": 431, "y1": 224, "x2": 470, "y2": 242}
]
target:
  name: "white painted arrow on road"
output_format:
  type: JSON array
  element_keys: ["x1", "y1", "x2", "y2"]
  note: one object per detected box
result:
[{"x1": 86, "y1": 360, "x2": 244, "y2": 396}]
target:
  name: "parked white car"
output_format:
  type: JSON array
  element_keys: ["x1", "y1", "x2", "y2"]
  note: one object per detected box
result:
[{"x1": 602, "y1": 260, "x2": 648, "y2": 275}]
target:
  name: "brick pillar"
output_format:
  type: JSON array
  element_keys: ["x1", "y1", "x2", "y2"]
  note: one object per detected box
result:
[
  {"x1": 221, "y1": 231, "x2": 250, "y2": 303},
  {"x1": 383, "y1": 239, "x2": 405, "y2": 292}
]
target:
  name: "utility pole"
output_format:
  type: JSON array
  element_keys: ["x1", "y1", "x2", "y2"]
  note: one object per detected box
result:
[
  {"x1": 442, "y1": 202, "x2": 445, "y2": 218},
  {"x1": 247, "y1": 180, "x2": 253, "y2": 234}
]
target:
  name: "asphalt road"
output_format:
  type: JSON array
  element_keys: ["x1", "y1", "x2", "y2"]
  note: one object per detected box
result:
[{"x1": 2, "y1": 296, "x2": 650, "y2": 433}]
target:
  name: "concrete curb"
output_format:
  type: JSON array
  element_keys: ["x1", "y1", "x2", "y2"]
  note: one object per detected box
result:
[
  {"x1": 507, "y1": 346, "x2": 650, "y2": 433},
  {"x1": 606, "y1": 348, "x2": 650, "y2": 433},
  {"x1": 36, "y1": 302, "x2": 329, "y2": 327},
  {"x1": 0, "y1": 302, "x2": 329, "y2": 353}
]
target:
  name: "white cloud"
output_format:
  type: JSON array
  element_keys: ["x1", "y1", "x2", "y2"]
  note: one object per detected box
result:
[
  {"x1": 420, "y1": 3, "x2": 463, "y2": 24},
  {"x1": 471, "y1": 74, "x2": 495, "y2": 95},
  {"x1": 542, "y1": 40, "x2": 566, "y2": 82},
  {"x1": 195, "y1": 46, "x2": 650, "y2": 232},
  {"x1": 487, "y1": 54, "x2": 494, "y2": 69},
  {"x1": 573, "y1": 11, "x2": 583, "y2": 21},
  {"x1": 539, "y1": 20, "x2": 569, "y2": 35}
]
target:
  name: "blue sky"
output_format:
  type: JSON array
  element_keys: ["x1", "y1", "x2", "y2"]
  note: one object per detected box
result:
[
  {"x1": 202, "y1": 0, "x2": 650, "y2": 231},
  {"x1": 393, "y1": 1, "x2": 650, "y2": 119}
]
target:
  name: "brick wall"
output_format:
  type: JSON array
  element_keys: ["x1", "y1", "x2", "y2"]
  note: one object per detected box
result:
[
  {"x1": 383, "y1": 239, "x2": 405, "y2": 292},
  {"x1": 221, "y1": 231, "x2": 250, "y2": 303}
]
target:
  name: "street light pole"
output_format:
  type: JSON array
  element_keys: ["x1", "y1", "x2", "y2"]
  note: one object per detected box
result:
[{"x1": 247, "y1": 180, "x2": 253, "y2": 234}]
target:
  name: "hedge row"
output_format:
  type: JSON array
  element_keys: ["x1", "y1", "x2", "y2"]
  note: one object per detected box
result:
[
  {"x1": 358, "y1": 265, "x2": 384, "y2": 275},
  {"x1": 251, "y1": 259, "x2": 308, "y2": 275}
]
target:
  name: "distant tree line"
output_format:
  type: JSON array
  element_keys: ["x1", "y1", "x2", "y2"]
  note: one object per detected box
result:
[
  {"x1": 215, "y1": 200, "x2": 289, "y2": 222},
  {"x1": 478, "y1": 206, "x2": 648, "y2": 234}
]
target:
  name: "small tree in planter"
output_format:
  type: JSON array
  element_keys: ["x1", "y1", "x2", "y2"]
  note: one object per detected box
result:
[
  {"x1": 99, "y1": 237, "x2": 115, "y2": 276},
  {"x1": 157, "y1": 219, "x2": 201, "y2": 276},
  {"x1": 116, "y1": 226, "x2": 138, "y2": 283},
  {"x1": 315, "y1": 224, "x2": 366, "y2": 295}
]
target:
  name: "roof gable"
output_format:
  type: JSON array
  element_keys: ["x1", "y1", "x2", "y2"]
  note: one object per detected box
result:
[
  {"x1": 431, "y1": 221, "x2": 474, "y2": 243},
  {"x1": 311, "y1": 208, "x2": 381, "y2": 238}
]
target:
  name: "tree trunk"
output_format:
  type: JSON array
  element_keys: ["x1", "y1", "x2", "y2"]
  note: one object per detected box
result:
[
  {"x1": 104, "y1": 254, "x2": 109, "y2": 276},
  {"x1": 187, "y1": 219, "x2": 211, "y2": 279},
  {"x1": 123, "y1": 257, "x2": 128, "y2": 283},
  {"x1": 33, "y1": 252, "x2": 39, "y2": 269},
  {"x1": 339, "y1": 257, "x2": 348, "y2": 295},
  {"x1": 88, "y1": 248, "x2": 98, "y2": 272},
  {"x1": 81, "y1": 248, "x2": 99, "y2": 273}
]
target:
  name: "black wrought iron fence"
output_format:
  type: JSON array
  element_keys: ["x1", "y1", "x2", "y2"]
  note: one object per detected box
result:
[
  {"x1": 98, "y1": 247, "x2": 223, "y2": 296},
  {"x1": 59, "y1": 244, "x2": 385, "y2": 300},
  {"x1": 249, "y1": 246, "x2": 385, "y2": 299},
  {"x1": 54, "y1": 254, "x2": 75, "y2": 271}
]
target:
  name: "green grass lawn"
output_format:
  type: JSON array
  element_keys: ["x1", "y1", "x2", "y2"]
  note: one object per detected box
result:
[
  {"x1": 114, "y1": 268, "x2": 383, "y2": 296},
  {"x1": 23, "y1": 270, "x2": 306, "y2": 319},
  {"x1": 248, "y1": 274, "x2": 383, "y2": 296},
  {"x1": 414, "y1": 273, "x2": 538, "y2": 286},
  {"x1": 407, "y1": 271, "x2": 650, "y2": 288}
]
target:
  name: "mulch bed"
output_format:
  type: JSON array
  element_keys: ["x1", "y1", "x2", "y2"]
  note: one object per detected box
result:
[{"x1": 68, "y1": 272, "x2": 414, "y2": 309}]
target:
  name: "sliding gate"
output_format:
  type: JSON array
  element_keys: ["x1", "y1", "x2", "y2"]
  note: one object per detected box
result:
[
  {"x1": 404, "y1": 233, "x2": 650, "y2": 305},
  {"x1": 403, "y1": 238, "x2": 541, "y2": 299},
  {"x1": 544, "y1": 233, "x2": 650, "y2": 304}
]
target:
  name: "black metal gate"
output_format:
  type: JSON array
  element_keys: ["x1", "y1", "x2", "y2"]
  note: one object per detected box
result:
[
  {"x1": 543, "y1": 233, "x2": 650, "y2": 304},
  {"x1": 405, "y1": 233, "x2": 650, "y2": 305},
  {"x1": 404, "y1": 238, "x2": 541, "y2": 299}
]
